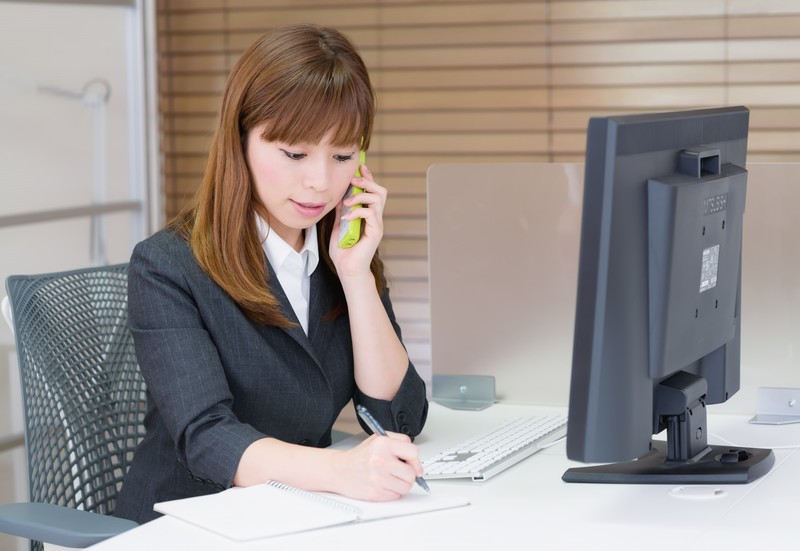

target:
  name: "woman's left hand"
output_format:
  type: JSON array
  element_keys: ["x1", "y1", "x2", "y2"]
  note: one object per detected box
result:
[{"x1": 329, "y1": 164, "x2": 386, "y2": 279}]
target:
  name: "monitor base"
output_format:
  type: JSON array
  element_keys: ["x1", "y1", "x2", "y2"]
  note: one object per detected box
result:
[{"x1": 562, "y1": 440, "x2": 775, "y2": 484}]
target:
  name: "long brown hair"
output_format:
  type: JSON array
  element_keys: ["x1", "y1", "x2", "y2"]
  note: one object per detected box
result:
[{"x1": 171, "y1": 24, "x2": 384, "y2": 326}]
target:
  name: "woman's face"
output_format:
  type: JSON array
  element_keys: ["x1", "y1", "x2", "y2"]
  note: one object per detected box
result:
[{"x1": 246, "y1": 124, "x2": 360, "y2": 250}]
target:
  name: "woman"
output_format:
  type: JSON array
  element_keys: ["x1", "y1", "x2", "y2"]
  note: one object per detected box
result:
[{"x1": 114, "y1": 24, "x2": 428, "y2": 524}]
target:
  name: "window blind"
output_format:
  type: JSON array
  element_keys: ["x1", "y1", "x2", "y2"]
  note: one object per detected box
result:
[{"x1": 157, "y1": 0, "x2": 800, "y2": 374}]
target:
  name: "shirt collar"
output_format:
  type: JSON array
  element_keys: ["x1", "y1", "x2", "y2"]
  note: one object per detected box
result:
[{"x1": 256, "y1": 214, "x2": 320, "y2": 277}]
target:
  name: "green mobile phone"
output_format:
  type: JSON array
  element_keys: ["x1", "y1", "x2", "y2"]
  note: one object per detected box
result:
[{"x1": 338, "y1": 149, "x2": 366, "y2": 248}]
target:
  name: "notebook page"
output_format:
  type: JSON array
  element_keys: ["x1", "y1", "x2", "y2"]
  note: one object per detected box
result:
[
  {"x1": 154, "y1": 484, "x2": 358, "y2": 541},
  {"x1": 315, "y1": 486, "x2": 470, "y2": 522}
]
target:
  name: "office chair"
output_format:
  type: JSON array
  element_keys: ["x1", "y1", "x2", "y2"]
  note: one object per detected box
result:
[{"x1": 0, "y1": 264, "x2": 144, "y2": 550}]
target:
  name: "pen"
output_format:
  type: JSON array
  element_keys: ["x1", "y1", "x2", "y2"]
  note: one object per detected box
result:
[{"x1": 355, "y1": 404, "x2": 431, "y2": 494}]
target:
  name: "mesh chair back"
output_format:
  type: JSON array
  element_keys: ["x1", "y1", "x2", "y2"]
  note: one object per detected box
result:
[{"x1": 5, "y1": 264, "x2": 146, "y2": 550}]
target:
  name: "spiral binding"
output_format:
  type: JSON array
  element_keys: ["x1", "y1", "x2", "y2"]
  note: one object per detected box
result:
[{"x1": 266, "y1": 481, "x2": 361, "y2": 516}]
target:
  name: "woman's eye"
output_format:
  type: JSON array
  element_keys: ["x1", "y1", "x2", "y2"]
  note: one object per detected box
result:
[
  {"x1": 281, "y1": 149, "x2": 306, "y2": 161},
  {"x1": 334, "y1": 154, "x2": 354, "y2": 163}
]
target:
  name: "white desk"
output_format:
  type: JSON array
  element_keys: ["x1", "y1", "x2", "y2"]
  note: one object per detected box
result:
[{"x1": 90, "y1": 402, "x2": 800, "y2": 550}]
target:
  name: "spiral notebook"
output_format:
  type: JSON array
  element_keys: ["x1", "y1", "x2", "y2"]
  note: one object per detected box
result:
[{"x1": 154, "y1": 481, "x2": 469, "y2": 541}]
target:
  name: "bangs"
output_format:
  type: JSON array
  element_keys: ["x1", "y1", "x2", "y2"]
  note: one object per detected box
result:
[{"x1": 255, "y1": 65, "x2": 374, "y2": 149}]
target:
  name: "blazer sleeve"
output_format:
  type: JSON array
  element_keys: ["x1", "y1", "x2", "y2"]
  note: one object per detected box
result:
[
  {"x1": 353, "y1": 284, "x2": 429, "y2": 439},
  {"x1": 128, "y1": 237, "x2": 265, "y2": 488}
]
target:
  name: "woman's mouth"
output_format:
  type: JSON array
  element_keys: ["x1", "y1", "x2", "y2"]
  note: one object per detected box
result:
[{"x1": 291, "y1": 200, "x2": 326, "y2": 218}]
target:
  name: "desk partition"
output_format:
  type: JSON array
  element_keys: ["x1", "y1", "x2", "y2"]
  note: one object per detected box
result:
[{"x1": 427, "y1": 162, "x2": 800, "y2": 414}]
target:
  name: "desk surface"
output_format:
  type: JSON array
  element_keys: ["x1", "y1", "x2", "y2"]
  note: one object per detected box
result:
[{"x1": 90, "y1": 402, "x2": 800, "y2": 550}]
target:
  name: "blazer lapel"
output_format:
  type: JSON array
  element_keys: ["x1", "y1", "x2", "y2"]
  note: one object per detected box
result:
[
  {"x1": 307, "y1": 265, "x2": 342, "y2": 359},
  {"x1": 263, "y1": 260, "x2": 321, "y2": 365}
]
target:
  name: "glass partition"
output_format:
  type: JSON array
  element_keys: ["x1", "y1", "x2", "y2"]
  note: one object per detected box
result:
[{"x1": 427, "y1": 162, "x2": 800, "y2": 414}]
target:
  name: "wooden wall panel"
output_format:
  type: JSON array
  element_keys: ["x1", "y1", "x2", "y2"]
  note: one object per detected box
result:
[{"x1": 156, "y1": 0, "x2": 800, "y2": 378}]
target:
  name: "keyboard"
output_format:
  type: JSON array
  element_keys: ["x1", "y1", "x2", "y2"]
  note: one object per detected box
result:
[{"x1": 422, "y1": 414, "x2": 568, "y2": 481}]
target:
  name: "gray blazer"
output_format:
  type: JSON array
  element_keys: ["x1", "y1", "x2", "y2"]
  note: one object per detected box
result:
[{"x1": 114, "y1": 228, "x2": 428, "y2": 524}]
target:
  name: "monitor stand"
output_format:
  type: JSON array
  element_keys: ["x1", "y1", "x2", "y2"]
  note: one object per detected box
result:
[
  {"x1": 564, "y1": 371, "x2": 776, "y2": 484},
  {"x1": 562, "y1": 440, "x2": 775, "y2": 484}
]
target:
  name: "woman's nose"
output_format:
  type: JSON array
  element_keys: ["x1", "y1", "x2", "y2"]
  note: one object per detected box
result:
[{"x1": 302, "y1": 160, "x2": 330, "y2": 191}]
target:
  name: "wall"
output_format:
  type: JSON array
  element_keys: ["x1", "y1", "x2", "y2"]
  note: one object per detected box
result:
[
  {"x1": 0, "y1": 1, "x2": 143, "y2": 278},
  {"x1": 0, "y1": 2, "x2": 150, "y2": 549}
]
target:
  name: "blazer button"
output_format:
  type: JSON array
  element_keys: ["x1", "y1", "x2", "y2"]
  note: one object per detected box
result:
[
  {"x1": 399, "y1": 424, "x2": 411, "y2": 435},
  {"x1": 396, "y1": 411, "x2": 408, "y2": 423}
]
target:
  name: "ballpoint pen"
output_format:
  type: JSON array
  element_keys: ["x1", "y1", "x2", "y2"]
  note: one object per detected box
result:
[{"x1": 355, "y1": 404, "x2": 431, "y2": 494}]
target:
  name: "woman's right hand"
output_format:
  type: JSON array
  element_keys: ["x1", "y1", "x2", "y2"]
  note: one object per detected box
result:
[{"x1": 332, "y1": 431, "x2": 424, "y2": 501}]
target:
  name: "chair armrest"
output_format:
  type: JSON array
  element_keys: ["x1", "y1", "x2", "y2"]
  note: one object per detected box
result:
[{"x1": 0, "y1": 502, "x2": 137, "y2": 548}]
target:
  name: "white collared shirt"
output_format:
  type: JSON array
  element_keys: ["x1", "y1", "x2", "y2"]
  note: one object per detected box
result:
[{"x1": 256, "y1": 216, "x2": 320, "y2": 335}]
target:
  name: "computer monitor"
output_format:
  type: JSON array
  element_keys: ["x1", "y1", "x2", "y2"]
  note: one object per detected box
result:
[{"x1": 563, "y1": 106, "x2": 775, "y2": 484}]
